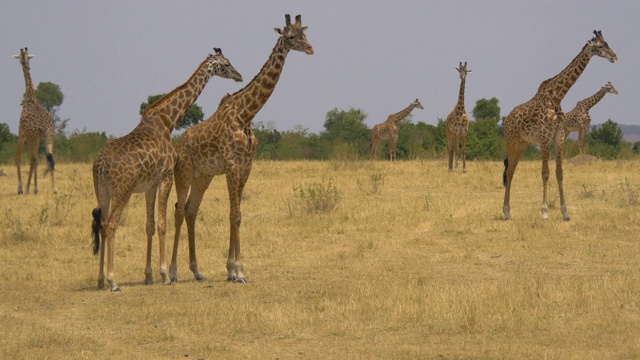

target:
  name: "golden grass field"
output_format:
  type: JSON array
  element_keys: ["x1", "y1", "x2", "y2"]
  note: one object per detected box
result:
[{"x1": 1, "y1": 157, "x2": 639, "y2": 359}]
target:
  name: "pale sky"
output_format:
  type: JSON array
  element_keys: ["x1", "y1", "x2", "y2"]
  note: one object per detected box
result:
[{"x1": 1, "y1": 0, "x2": 637, "y2": 138}]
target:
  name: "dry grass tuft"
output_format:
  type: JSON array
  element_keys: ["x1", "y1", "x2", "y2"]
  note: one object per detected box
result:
[{"x1": 1, "y1": 159, "x2": 640, "y2": 358}]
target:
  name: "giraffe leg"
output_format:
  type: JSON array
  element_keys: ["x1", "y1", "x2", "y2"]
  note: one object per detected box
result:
[
  {"x1": 104, "y1": 196, "x2": 130, "y2": 291},
  {"x1": 170, "y1": 160, "x2": 192, "y2": 283},
  {"x1": 45, "y1": 130, "x2": 57, "y2": 193},
  {"x1": 446, "y1": 133, "x2": 454, "y2": 172},
  {"x1": 144, "y1": 186, "x2": 158, "y2": 285},
  {"x1": 390, "y1": 137, "x2": 397, "y2": 162},
  {"x1": 226, "y1": 165, "x2": 252, "y2": 283},
  {"x1": 453, "y1": 137, "x2": 459, "y2": 171},
  {"x1": 369, "y1": 136, "x2": 379, "y2": 159},
  {"x1": 554, "y1": 130, "x2": 570, "y2": 221},
  {"x1": 15, "y1": 136, "x2": 24, "y2": 194},
  {"x1": 540, "y1": 142, "x2": 551, "y2": 220},
  {"x1": 461, "y1": 136, "x2": 467, "y2": 173},
  {"x1": 503, "y1": 141, "x2": 529, "y2": 220},
  {"x1": 183, "y1": 173, "x2": 214, "y2": 281},
  {"x1": 156, "y1": 176, "x2": 173, "y2": 285},
  {"x1": 96, "y1": 201, "x2": 110, "y2": 290},
  {"x1": 25, "y1": 142, "x2": 38, "y2": 194}
]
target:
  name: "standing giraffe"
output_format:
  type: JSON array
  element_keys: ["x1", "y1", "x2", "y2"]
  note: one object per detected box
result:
[
  {"x1": 502, "y1": 31, "x2": 617, "y2": 221},
  {"x1": 446, "y1": 62, "x2": 472, "y2": 173},
  {"x1": 13, "y1": 47, "x2": 57, "y2": 194},
  {"x1": 369, "y1": 99, "x2": 424, "y2": 161},
  {"x1": 563, "y1": 82, "x2": 618, "y2": 154},
  {"x1": 90, "y1": 49, "x2": 242, "y2": 291},
  {"x1": 169, "y1": 14, "x2": 314, "y2": 284}
]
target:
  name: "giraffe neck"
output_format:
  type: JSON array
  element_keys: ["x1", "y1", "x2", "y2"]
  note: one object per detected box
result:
[
  {"x1": 455, "y1": 77, "x2": 467, "y2": 114},
  {"x1": 536, "y1": 44, "x2": 592, "y2": 106},
  {"x1": 389, "y1": 103, "x2": 418, "y2": 124},
  {"x1": 142, "y1": 57, "x2": 215, "y2": 132},
  {"x1": 222, "y1": 37, "x2": 289, "y2": 127},
  {"x1": 20, "y1": 63, "x2": 37, "y2": 103},
  {"x1": 577, "y1": 87, "x2": 609, "y2": 111}
]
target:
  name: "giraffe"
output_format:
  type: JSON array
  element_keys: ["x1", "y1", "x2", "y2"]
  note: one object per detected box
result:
[
  {"x1": 169, "y1": 14, "x2": 314, "y2": 284},
  {"x1": 13, "y1": 47, "x2": 57, "y2": 195},
  {"x1": 90, "y1": 48, "x2": 242, "y2": 291},
  {"x1": 446, "y1": 62, "x2": 472, "y2": 173},
  {"x1": 502, "y1": 30, "x2": 617, "y2": 221},
  {"x1": 563, "y1": 82, "x2": 618, "y2": 154},
  {"x1": 369, "y1": 99, "x2": 424, "y2": 161}
]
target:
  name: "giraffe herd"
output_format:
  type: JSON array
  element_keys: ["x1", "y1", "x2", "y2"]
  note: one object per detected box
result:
[{"x1": 11, "y1": 20, "x2": 619, "y2": 290}]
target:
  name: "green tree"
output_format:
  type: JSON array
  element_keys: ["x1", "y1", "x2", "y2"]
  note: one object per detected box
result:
[
  {"x1": 139, "y1": 94, "x2": 205, "y2": 131},
  {"x1": 587, "y1": 119, "x2": 624, "y2": 158},
  {"x1": 472, "y1": 97, "x2": 500, "y2": 122},
  {"x1": 35, "y1": 81, "x2": 68, "y2": 138},
  {"x1": 0, "y1": 123, "x2": 16, "y2": 148},
  {"x1": 320, "y1": 107, "x2": 370, "y2": 158},
  {"x1": 253, "y1": 121, "x2": 281, "y2": 159}
]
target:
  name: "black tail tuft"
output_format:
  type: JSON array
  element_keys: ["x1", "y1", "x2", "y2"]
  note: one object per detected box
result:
[
  {"x1": 91, "y1": 208, "x2": 102, "y2": 256},
  {"x1": 46, "y1": 153, "x2": 55, "y2": 172},
  {"x1": 502, "y1": 158, "x2": 509, "y2": 188}
]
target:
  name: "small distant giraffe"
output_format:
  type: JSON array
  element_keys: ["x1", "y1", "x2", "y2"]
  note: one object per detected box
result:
[
  {"x1": 90, "y1": 49, "x2": 242, "y2": 291},
  {"x1": 13, "y1": 47, "x2": 57, "y2": 194},
  {"x1": 369, "y1": 99, "x2": 424, "y2": 161},
  {"x1": 169, "y1": 14, "x2": 314, "y2": 284},
  {"x1": 446, "y1": 62, "x2": 472, "y2": 173},
  {"x1": 502, "y1": 31, "x2": 617, "y2": 221},
  {"x1": 563, "y1": 82, "x2": 618, "y2": 154}
]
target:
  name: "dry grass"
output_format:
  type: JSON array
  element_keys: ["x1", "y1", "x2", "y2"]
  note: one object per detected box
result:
[{"x1": 1, "y1": 159, "x2": 640, "y2": 359}]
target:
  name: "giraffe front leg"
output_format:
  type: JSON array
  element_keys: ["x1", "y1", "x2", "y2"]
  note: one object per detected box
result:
[
  {"x1": 184, "y1": 173, "x2": 214, "y2": 282},
  {"x1": 157, "y1": 177, "x2": 173, "y2": 285},
  {"x1": 540, "y1": 146, "x2": 551, "y2": 220},
  {"x1": 15, "y1": 139, "x2": 24, "y2": 194},
  {"x1": 462, "y1": 137, "x2": 467, "y2": 173},
  {"x1": 555, "y1": 133, "x2": 570, "y2": 221},
  {"x1": 144, "y1": 187, "x2": 158, "y2": 285},
  {"x1": 226, "y1": 168, "x2": 250, "y2": 283}
]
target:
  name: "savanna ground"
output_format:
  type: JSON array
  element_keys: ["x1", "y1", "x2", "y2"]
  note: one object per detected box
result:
[{"x1": 1, "y1": 157, "x2": 639, "y2": 359}]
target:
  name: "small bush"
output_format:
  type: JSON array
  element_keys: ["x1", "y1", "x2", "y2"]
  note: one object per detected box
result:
[{"x1": 293, "y1": 179, "x2": 341, "y2": 214}]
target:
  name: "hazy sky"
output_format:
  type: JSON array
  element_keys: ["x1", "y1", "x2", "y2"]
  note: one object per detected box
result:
[{"x1": 1, "y1": 1, "x2": 637, "y2": 138}]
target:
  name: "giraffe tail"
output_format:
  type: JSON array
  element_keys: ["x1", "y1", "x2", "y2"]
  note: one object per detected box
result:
[
  {"x1": 502, "y1": 158, "x2": 509, "y2": 188},
  {"x1": 42, "y1": 153, "x2": 55, "y2": 176},
  {"x1": 91, "y1": 208, "x2": 102, "y2": 256}
]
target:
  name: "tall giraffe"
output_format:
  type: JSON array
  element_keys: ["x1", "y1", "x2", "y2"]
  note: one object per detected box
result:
[
  {"x1": 13, "y1": 47, "x2": 57, "y2": 194},
  {"x1": 369, "y1": 99, "x2": 424, "y2": 161},
  {"x1": 446, "y1": 62, "x2": 472, "y2": 173},
  {"x1": 563, "y1": 82, "x2": 618, "y2": 154},
  {"x1": 90, "y1": 49, "x2": 242, "y2": 291},
  {"x1": 169, "y1": 14, "x2": 314, "y2": 284},
  {"x1": 502, "y1": 30, "x2": 617, "y2": 221}
]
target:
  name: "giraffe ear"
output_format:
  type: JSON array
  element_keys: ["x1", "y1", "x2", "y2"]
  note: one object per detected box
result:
[
  {"x1": 12, "y1": 55, "x2": 20, "y2": 59},
  {"x1": 467, "y1": 69, "x2": 473, "y2": 73},
  {"x1": 274, "y1": 27, "x2": 283, "y2": 36},
  {"x1": 27, "y1": 54, "x2": 34, "y2": 59},
  {"x1": 455, "y1": 68, "x2": 459, "y2": 72},
  {"x1": 302, "y1": 26, "x2": 308, "y2": 32}
]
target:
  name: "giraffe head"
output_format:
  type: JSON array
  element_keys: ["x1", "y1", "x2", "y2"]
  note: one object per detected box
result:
[
  {"x1": 412, "y1": 99, "x2": 425, "y2": 110},
  {"x1": 13, "y1": 47, "x2": 34, "y2": 70},
  {"x1": 208, "y1": 48, "x2": 243, "y2": 82},
  {"x1": 274, "y1": 14, "x2": 314, "y2": 55},
  {"x1": 602, "y1": 81, "x2": 619, "y2": 95},
  {"x1": 455, "y1": 62, "x2": 472, "y2": 80},
  {"x1": 586, "y1": 30, "x2": 617, "y2": 63}
]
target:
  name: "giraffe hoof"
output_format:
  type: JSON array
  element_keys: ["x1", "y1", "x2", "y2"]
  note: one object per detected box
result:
[
  {"x1": 110, "y1": 287, "x2": 121, "y2": 292},
  {"x1": 564, "y1": 216, "x2": 571, "y2": 222},
  {"x1": 195, "y1": 274, "x2": 205, "y2": 281},
  {"x1": 170, "y1": 277, "x2": 178, "y2": 284},
  {"x1": 235, "y1": 278, "x2": 247, "y2": 284}
]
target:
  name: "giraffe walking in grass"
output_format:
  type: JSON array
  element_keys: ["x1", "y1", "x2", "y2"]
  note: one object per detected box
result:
[
  {"x1": 13, "y1": 47, "x2": 57, "y2": 195},
  {"x1": 369, "y1": 99, "x2": 424, "y2": 161},
  {"x1": 90, "y1": 49, "x2": 242, "y2": 291},
  {"x1": 446, "y1": 62, "x2": 472, "y2": 173},
  {"x1": 502, "y1": 30, "x2": 617, "y2": 221},
  {"x1": 169, "y1": 14, "x2": 314, "y2": 284},
  {"x1": 563, "y1": 82, "x2": 618, "y2": 154}
]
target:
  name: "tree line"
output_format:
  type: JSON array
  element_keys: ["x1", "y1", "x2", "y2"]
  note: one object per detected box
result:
[{"x1": 1, "y1": 83, "x2": 638, "y2": 165}]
